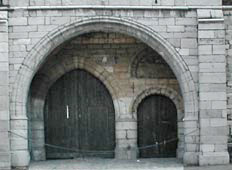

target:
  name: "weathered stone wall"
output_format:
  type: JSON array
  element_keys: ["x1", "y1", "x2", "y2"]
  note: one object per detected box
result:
[
  {"x1": 8, "y1": 9, "x2": 198, "y2": 94},
  {"x1": 198, "y1": 9, "x2": 229, "y2": 165},
  {"x1": 0, "y1": 0, "x2": 230, "y2": 168},
  {"x1": 7, "y1": 8, "x2": 199, "y2": 167},
  {"x1": 7, "y1": 0, "x2": 221, "y2": 7},
  {"x1": 27, "y1": 32, "x2": 182, "y2": 161},
  {"x1": 224, "y1": 9, "x2": 232, "y2": 162},
  {"x1": 0, "y1": 11, "x2": 10, "y2": 170}
]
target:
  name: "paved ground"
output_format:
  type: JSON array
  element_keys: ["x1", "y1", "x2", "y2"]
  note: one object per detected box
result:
[{"x1": 29, "y1": 158, "x2": 232, "y2": 170}]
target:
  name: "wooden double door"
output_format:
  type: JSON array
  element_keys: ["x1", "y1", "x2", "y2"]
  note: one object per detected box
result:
[
  {"x1": 137, "y1": 95, "x2": 177, "y2": 158},
  {"x1": 44, "y1": 69, "x2": 115, "y2": 159}
]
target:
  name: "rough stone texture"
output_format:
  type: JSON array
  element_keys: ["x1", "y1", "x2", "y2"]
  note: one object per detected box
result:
[
  {"x1": 0, "y1": 11, "x2": 11, "y2": 170},
  {"x1": 1, "y1": 0, "x2": 232, "y2": 169},
  {"x1": 7, "y1": 14, "x2": 198, "y2": 167},
  {"x1": 198, "y1": 9, "x2": 229, "y2": 166},
  {"x1": 224, "y1": 9, "x2": 232, "y2": 163},
  {"x1": 28, "y1": 32, "x2": 183, "y2": 161},
  {"x1": 7, "y1": 0, "x2": 221, "y2": 7}
]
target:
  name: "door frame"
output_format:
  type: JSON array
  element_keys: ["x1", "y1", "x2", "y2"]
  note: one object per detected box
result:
[{"x1": 130, "y1": 86, "x2": 184, "y2": 159}]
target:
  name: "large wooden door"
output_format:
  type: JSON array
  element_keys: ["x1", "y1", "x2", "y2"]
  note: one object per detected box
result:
[
  {"x1": 137, "y1": 95, "x2": 177, "y2": 158},
  {"x1": 44, "y1": 69, "x2": 115, "y2": 159}
]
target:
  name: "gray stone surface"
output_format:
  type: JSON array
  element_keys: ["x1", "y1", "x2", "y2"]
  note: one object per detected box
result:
[
  {"x1": 0, "y1": 0, "x2": 232, "y2": 169},
  {"x1": 29, "y1": 159, "x2": 184, "y2": 170}
]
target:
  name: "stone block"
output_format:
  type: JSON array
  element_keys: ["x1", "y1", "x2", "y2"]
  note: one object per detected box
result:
[
  {"x1": 211, "y1": 10, "x2": 223, "y2": 18},
  {"x1": 0, "y1": 33, "x2": 8, "y2": 42},
  {"x1": 0, "y1": 120, "x2": 9, "y2": 131},
  {"x1": 167, "y1": 26, "x2": 184, "y2": 32},
  {"x1": 181, "y1": 39, "x2": 197, "y2": 49},
  {"x1": 200, "y1": 101, "x2": 211, "y2": 110},
  {"x1": 0, "y1": 12, "x2": 7, "y2": 20},
  {"x1": 210, "y1": 118, "x2": 227, "y2": 127},
  {"x1": 200, "y1": 144, "x2": 215, "y2": 152},
  {"x1": 200, "y1": 119, "x2": 210, "y2": 127},
  {"x1": 199, "y1": 73, "x2": 226, "y2": 83},
  {"x1": 11, "y1": 150, "x2": 30, "y2": 167},
  {"x1": 198, "y1": 45, "x2": 212, "y2": 55},
  {"x1": 127, "y1": 130, "x2": 137, "y2": 139},
  {"x1": 161, "y1": 0, "x2": 174, "y2": 5},
  {"x1": 183, "y1": 152, "x2": 198, "y2": 165},
  {"x1": 199, "y1": 23, "x2": 224, "y2": 30},
  {"x1": 9, "y1": 32, "x2": 28, "y2": 39},
  {"x1": 199, "y1": 31, "x2": 215, "y2": 39},
  {"x1": 200, "y1": 92, "x2": 226, "y2": 101},
  {"x1": 200, "y1": 126, "x2": 227, "y2": 136},
  {"x1": 9, "y1": 17, "x2": 28, "y2": 26},
  {"x1": 28, "y1": 32, "x2": 47, "y2": 38},
  {"x1": 199, "y1": 55, "x2": 225, "y2": 63},
  {"x1": 0, "y1": 152, "x2": 11, "y2": 169},
  {"x1": 211, "y1": 101, "x2": 227, "y2": 109},
  {"x1": 175, "y1": 18, "x2": 196, "y2": 26},
  {"x1": 187, "y1": 0, "x2": 221, "y2": 6},
  {"x1": 158, "y1": 18, "x2": 175, "y2": 26},
  {"x1": 198, "y1": 9, "x2": 211, "y2": 18},
  {"x1": 13, "y1": 25, "x2": 37, "y2": 33},
  {"x1": 10, "y1": 119, "x2": 28, "y2": 130},
  {"x1": 201, "y1": 136, "x2": 227, "y2": 144},
  {"x1": 28, "y1": 17, "x2": 45, "y2": 25},
  {"x1": 50, "y1": 17, "x2": 70, "y2": 25},
  {"x1": 179, "y1": 49, "x2": 189, "y2": 56},
  {"x1": 199, "y1": 152, "x2": 229, "y2": 166},
  {"x1": 0, "y1": 43, "x2": 8, "y2": 52},
  {"x1": 12, "y1": 39, "x2": 31, "y2": 45},
  {"x1": 199, "y1": 63, "x2": 226, "y2": 73},
  {"x1": 116, "y1": 121, "x2": 136, "y2": 130},
  {"x1": 9, "y1": 0, "x2": 29, "y2": 6},
  {"x1": 116, "y1": 130, "x2": 126, "y2": 139},
  {"x1": 213, "y1": 45, "x2": 225, "y2": 55},
  {"x1": 38, "y1": 25, "x2": 57, "y2": 32}
]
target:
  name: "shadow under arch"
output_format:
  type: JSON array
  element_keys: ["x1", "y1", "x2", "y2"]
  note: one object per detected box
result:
[{"x1": 10, "y1": 16, "x2": 199, "y2": 166}]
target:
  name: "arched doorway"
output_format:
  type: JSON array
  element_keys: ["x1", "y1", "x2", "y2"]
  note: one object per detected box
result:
[
  {"x1": 10, "y1": 17, "x2": 198, "y2": 166},
  {"x1": 44, "y1": 69, "x2": 115, "y2": 159},
  {"x1": 137, "y1": 95, "x2": 177, "y2": 158}
]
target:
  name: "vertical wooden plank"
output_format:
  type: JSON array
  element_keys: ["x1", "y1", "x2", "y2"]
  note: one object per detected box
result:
[
  {"x1": 138, "y1": 95, "x2": 177, "y2": 158},
  {"x1": 44, "y1": 69, "x2": 115, "y2": 159}
]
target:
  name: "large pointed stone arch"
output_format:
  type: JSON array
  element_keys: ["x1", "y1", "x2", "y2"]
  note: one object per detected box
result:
[{"x1": 10, "y1": 16, "x2": 199, "y2": 166}]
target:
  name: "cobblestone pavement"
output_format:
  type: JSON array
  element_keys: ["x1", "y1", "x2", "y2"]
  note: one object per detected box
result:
[{"x1": 29, "y1": 159, "x2": 232, "y2": 170}]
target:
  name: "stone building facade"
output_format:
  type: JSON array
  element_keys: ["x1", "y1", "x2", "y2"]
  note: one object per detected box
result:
[{"x1": 0, "y1": 0, "x2": 232, "y2": 169}]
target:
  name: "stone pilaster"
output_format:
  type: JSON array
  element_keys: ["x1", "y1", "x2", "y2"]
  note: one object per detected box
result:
[
  {"x1": 198, "y1": 9, "x2": 230, "y2": 165},
  {"x1": 0, "y1": 11, "x2": 11, "y2": 170}
]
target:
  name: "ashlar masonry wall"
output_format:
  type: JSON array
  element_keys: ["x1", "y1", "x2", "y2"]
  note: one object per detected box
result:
[
  {"x1": 27, "y1": 32, "x2": 182, "y2": 162},
  {"x1": 0, "y1": 0, "x2": 230, "y2": 168},
  {"x1": 224, "y1": 9, "x2": 232, "y2": 162},
  {"x1": 0, "y1": 11, "x2": 11, "y2": 170},
  {"x1": 7, "y1": 8, "x2": 199, "y2": 167}
]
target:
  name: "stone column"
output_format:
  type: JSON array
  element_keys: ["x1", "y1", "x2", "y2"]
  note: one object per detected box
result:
[
  {"x1": 114, "y1": 97, "x2": 137, "y2": 159},
  {"x1": 0, "y1": 11, "x2": 11, "y2": 170},
  {"x1": 198, "y1": 9, "x2": 230, "y2": 165}
]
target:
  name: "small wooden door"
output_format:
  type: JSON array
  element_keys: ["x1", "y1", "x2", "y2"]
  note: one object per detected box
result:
[
  {"x1": 137, "y1": 95, "x2": 177, "y2": 158},
  {"x1": 44, "y1": 69, "x2": 115, "y2": 159}
]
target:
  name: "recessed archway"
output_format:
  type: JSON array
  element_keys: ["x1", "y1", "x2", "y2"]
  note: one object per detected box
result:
[
  {"x1": 10, "y1": 16, "x2": 199, "y2": 166},
  {"x1": 28, "y1": 59, "x2": 121, "y2": 161},
  {"x1": 130, "y1": 87, "x2": 184, "y2": 159}
]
